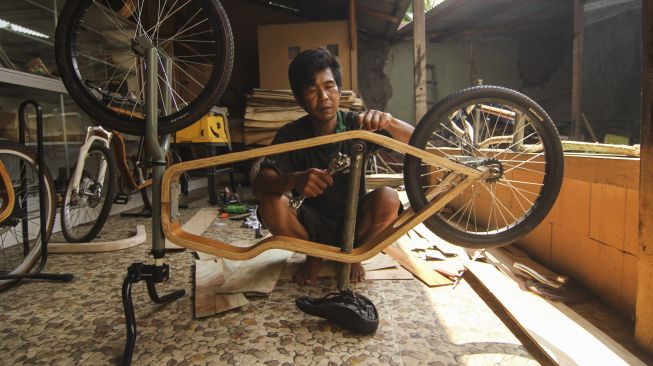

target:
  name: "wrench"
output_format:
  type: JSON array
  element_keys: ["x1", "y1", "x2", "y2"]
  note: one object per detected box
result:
[{"x1": 289, "y1": 152, "x2": 351, "y2": 209}]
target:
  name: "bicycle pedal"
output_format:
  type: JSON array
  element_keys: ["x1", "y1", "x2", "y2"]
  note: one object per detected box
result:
[{"x1": 113, "y1": 193, "x2": 130, "y2": 204}]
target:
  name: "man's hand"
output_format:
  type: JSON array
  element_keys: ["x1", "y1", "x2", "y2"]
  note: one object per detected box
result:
[
  {"x1": 292, "y1": 168, "x2": 333, "y2": 197},
  {"x1": 357, "y1": 109, "x2": 394, "y2": 132}
]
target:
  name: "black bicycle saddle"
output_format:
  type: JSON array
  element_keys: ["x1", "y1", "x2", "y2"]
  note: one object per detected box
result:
[{"x1": 295, "y1": 289, "x2": 379, "y2": 334}]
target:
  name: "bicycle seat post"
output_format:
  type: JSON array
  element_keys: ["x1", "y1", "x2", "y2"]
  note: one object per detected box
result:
[{"x1": 121, "y1": 47, "x2": 184, "y2": 366}]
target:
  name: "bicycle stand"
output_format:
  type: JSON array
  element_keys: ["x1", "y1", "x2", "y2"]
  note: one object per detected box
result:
[
  {"x1": 120, "y1": 48, "x2": 184, "y2": 366},
  {"x1": 122, "y1": 262, "x2": 184, "y2": 363},
  {"x1": 0, "y1": 101, "x2": 73, "y2": 287}
]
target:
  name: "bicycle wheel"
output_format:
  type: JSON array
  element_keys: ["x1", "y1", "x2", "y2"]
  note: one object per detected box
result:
[
  {"x1": 55, "y1": 0, "x2": 234, "y2": 136},
  {"x1": 61, "y1": 144, "x2": 117, "y2": 242},
  {"x1": 0, "y1": 142, "x2": 56, "y2": 289},
  {"x1": 404, "y1": 86, "x2": 564, "y2": 248}
]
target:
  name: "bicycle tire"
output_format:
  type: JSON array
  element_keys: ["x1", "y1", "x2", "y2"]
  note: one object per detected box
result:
[
  {"x1": 0, "y1": 141, "x2": 56, "y2": 289},
  {"x1": 55, "y1": 0, "x2": 234, "y2": 136},
  {"x1": 61, "y1": 144, "x2": 117, "y2": 243},
  {"x1": 404, "y1": 86, "x2": 564, "y2": 248}
]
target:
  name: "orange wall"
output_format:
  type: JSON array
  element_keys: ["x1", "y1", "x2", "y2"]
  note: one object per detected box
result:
[
  {"x1": 257, "y1": 21, "x2": 351, "y2": 90},
  {"x1": 517, "y1": 155, "x2": 640, "y2": 318}
]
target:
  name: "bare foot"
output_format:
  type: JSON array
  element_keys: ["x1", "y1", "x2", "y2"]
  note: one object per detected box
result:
[
  {"x1": 293, "y1": 256, "x2": 323, "y2": 285},
  {"x1": 350, "y1": 262, "x2": 365, "y2": 283}
]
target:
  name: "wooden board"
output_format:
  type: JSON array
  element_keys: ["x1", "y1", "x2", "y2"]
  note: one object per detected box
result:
[
  {"x1": 362, "y1": 252, "x2": 399, "y2": 271},
  {"x1": 383, "y1": 243, "x2": 451, "y2": 287},
  {"x1": 638, "y1": 1, "x2": 653, "y2": 351},
  {"x1": 166, "y1": 208, "x2": 218, "y2": 250},
  {"x1": 217, "y1": 249, "x2": 292, "y2": 295},
  {"x1": 365, "y1": 266, "x2": 413, "y2": 280},
  {"x1": 49, "y1": 225, "x2": 146, "y2": 253},
  {"x1": 464, "y1": 256, "x2": 647, "y2": 366},
  {"x1": 194, "y1": 259, "x2": 249, "y2": 318},
  {"x1": 413, "y1": 223, "x2": 467, "y2": 258}
]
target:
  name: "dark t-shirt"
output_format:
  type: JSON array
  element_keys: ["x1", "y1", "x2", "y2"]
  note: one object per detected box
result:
[{"x1": 260, "y1": 110, "x2": 389, "y2": 218}]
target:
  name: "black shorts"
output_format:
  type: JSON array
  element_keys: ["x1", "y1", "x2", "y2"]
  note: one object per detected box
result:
[
  {"x1": 258, "y1": 191, "x2": 402, "y2": 249},
  {"x1": 297, "y1": 192, "x2": 403, "y2": 248},
  {"x1": 296, "y1": 203, "x2": 354, "y2": 248}
]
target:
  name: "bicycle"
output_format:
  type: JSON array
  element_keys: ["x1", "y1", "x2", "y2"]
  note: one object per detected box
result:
[
  {"x1": 60, "y1": 125, "x2": 117, "y2": 243},
  {"x1": 61, "y1": 126, "x2": 180, "y2": 243},
  {"x1": 0, "y1": 141, "x2": 57, "y2": 290}
]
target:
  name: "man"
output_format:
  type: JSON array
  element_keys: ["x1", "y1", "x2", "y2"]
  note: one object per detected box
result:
[{"x1": 252, "y1": 48, "x2": 414, "y2": 285}]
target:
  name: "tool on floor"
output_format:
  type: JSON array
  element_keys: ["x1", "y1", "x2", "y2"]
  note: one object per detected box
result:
[
  {"x1": 513, "y1": 262, "x2": 567, "y2": 289},
  {"x1": 512, "y1": 261, "x2": 581, "y2": 302},
  {"x1": 221, "y1": 204, "x2": 248, "y2": 214},
  {"x1": 289, "y1": 152, "x2": 351, "y2": 209},
  {"x1": 242, "y1": 209, "x2": 264, "y2": 238}
]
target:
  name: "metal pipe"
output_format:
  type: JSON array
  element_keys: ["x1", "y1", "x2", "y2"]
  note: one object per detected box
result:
[
  {"x1": 337, "y1": 141, "x2": 366, "y2": 290},
  {"x1": 145, "y1": 47, "x2": 166, "y2": 258}
]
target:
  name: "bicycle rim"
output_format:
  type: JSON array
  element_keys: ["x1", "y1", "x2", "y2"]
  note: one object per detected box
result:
[
  {"x1": 55, "y1": 0, "x2": 234, "y2": 135},
  {"x1": 0, "y1": 144, "x2": 55, "y2": 288},
  {"x1": 404, "y1": 86, "x2": 563, "y2": 248},
  {"x1": 62, "y1": 145, "x2": 116, "y2": 242}
]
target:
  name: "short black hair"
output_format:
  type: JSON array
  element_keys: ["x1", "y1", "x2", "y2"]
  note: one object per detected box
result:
[{"x1": 288, "y1": 48, "x2": 342, "y2": 103}]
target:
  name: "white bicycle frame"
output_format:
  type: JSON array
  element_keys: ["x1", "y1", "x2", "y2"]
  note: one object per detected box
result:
[{"x1": 66, "y1": 126, "x2": 112, "y2": 202}]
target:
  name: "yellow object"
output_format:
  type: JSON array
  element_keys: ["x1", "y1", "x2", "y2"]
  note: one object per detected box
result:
[
  {"x1": 603, "y1": 133, "x2": 629, "y2": 145},
  {"x1": 175, "y1": 108, "x2": 230, "y2": 144}
]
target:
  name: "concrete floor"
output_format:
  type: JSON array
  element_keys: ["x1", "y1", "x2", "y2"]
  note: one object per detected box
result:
[{"x1": 0, "y1": 188, "x2": 646, "y2": 365}]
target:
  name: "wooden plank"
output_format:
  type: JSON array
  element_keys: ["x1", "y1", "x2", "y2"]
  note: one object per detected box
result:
[
  {"x1": 638, "y1": 0, "x2": 653, "y2": 351},
  {"x1": 413, "y1": 223, "x2": 466, "y2": 258},
  {"x1": 589, "y1": 183, "x2": 627, "y2": 249},
  {"x1": 596, "y1": 243, "x2": 624, "y2": 310},
  {"x1": 365, "y1": 267, "x2": 413, "y2": 280},
  {"x1": 603, "y1": 185, "x2": 627, "y2": 250},
  {"x1": 464, "y1": 257, "x2": 647, "y2": 366},
  {"x1": 165, "y1": 208, "x2": 218, "y2": 250},
  {"x1": 383, "y1": 243, "x2": 451, "y2": 287},
  {"x1": 194, "y1": 259, "x2": 248, "y2": 318},
  {"x1": 559, "y1": 179, "x2": 591, "y2": 236},
  {"x1": 564, "y1": 155, "x2": 640, "y2": 190},
  {"x1": 217, "y1": 249, "x2": 292, "y2": 294},
  {"x1": 362, "y1": 252, "x2": 398, "y2": 271},
  {"x1": 589, "y1": 183, "x2": 603, "y2": 243},
  {"x1": 621, "y1": 253, "x2": 638, "y2": 317},
  {"x1": 425, "y1": 249, "x2": 447, "y2": 261},
  {"x1": 516, "y1": 222, "x2": 552, "y2": 267},
  {"x1": 49, "y1": 225, "x2": 146, "y2": 253},
  {"x1": 623, "y1": 188, "x2": 639, "y2": 255},
  {"x1": 429, "y1": 258, "x2": 464, "y2": 278},
  {"x1": 551, "y1": 225, "x2": 587, "y2": 281}
]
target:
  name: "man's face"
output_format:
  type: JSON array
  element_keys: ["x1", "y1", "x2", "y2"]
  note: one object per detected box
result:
[{"x1": 299, "y1": 68, "x2": 341, "y2": 125}]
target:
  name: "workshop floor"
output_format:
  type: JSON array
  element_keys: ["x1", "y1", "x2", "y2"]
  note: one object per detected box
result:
[{"x1": 0, "y1": 188, "x2": 645, "y2": 365}]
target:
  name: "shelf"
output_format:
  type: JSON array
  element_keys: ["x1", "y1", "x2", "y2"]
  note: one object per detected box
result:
[{"x1": 0, "y1": 67, "x2": 66, "y2": 94}]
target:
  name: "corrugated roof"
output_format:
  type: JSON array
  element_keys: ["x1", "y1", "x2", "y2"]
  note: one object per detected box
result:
[
  {"x1": 398, "y1": 0, "x2": 572, "y2": 41},
  {"x1": 246, "y1": 0, "x2": 413, "y2": 38}
]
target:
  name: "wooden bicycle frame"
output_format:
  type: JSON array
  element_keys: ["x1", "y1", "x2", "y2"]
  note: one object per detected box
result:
[
  {"x1": 112, "y1": 131, "x2": 153, "y2": 191},
  {"x1": 0, "y1": 160, "x2": 15, "y2": 223},
  {"x1": 162, "y1": 130, "x2": 491, "y2": 263}
]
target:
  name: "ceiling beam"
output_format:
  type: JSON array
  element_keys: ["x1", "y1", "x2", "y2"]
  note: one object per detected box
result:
[
  {"x1": 384, "y1": 0, "x2": 413, "y2": 38},
  {"x1": 315, "y1": 0, "x2": 400, "y2": 23},
  {"x1": 427, "y1": 18, "x2": 566, "y2": 42}
]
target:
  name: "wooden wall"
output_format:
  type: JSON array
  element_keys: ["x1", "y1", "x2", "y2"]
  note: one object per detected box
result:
[{"x1": 517, "y1": 155, "x2": 640, "y2": 318}]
